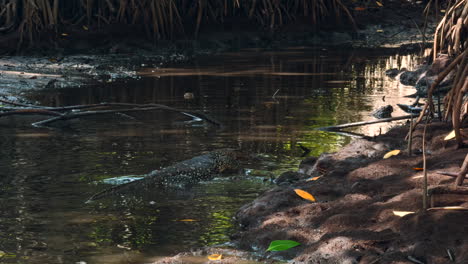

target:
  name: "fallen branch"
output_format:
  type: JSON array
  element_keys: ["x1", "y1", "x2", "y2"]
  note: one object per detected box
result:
[
  {"x1": 0, "y1": 100, "x2": 222, "y2": 128},
  {"x1": 436, "y1": 171, "x2": 467, "y2": 178},
  {"x1": 319, "y1": 114, "x2": 416, "y2": 131}
]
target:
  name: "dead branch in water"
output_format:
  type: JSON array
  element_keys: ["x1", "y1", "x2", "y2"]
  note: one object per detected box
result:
[
  {"x1": 319, "y1": 114, "x2": 416, "y2": 131},
  {"x1": 0, "y1": 99, "x2": 222, "y2": 128}
]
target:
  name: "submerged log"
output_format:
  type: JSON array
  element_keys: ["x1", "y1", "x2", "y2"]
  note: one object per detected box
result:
[{"x1": 87, "y1": 149, "x2": 243, "y2": 202}]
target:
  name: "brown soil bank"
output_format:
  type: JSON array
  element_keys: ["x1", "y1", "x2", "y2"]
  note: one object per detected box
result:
[{"x1": 234, "y1": 122, "x2": 468, "y2": 264}]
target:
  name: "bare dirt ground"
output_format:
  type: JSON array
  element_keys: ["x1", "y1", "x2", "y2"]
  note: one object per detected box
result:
[{"x1": 231, "y1": 122, "x2": 468, "y2": 264}]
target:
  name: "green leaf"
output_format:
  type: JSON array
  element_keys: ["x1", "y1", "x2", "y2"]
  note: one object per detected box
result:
[{"x1": 266, "y1": 240, "x2": 301, "y2": 251}]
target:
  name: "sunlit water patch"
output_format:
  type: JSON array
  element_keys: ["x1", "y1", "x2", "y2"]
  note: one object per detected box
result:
[{"x1": 0, "y1": 47, "x2": 427, "y2": 263}]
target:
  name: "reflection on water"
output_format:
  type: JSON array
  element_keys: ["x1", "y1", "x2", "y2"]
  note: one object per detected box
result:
[{"x1": 0, "y1": 48, "x2": 426, "y2": 263}]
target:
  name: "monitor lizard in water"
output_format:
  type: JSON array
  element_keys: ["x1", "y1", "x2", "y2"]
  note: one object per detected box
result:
[{"x1": 87, "y1": 149, "x2": 243, "y2": 202}]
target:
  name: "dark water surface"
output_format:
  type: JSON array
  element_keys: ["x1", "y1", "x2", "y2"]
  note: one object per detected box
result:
[{"x1": 0, "y1": 48, "x2": 425, "y2": 263}]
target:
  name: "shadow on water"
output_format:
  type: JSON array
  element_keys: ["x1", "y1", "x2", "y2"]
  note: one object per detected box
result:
[{"x1": 0, "y1": 47, "x2": 427, "y2": 263}]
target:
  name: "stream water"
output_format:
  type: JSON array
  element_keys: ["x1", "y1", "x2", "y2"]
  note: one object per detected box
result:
[{"x1": 0, "y1": 47, "x2": 426, "y2": 263}]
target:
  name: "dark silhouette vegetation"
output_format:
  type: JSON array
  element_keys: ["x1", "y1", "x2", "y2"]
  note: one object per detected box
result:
[{"x1": 0, "y1": 0, "x2": 359, "y2": 47}]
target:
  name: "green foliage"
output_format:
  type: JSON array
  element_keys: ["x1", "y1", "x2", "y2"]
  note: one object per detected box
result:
[{"x1": 266, "y1": 240, "x2": 301, "y2": 251}]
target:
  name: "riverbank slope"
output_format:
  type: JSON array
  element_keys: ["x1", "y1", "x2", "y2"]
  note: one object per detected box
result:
[{"x1": 233, "y1": 122, "x2": 467, "y2": 264}]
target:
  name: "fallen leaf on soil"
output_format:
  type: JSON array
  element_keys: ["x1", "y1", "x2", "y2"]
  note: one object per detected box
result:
[
  {"x1": 412, "y1": 167, "x2": 424, "y2": 171},
  {"x1": 207, "y1": 254, "x2": 222, "y2": 260},
  {"x1": 444, "y1": 130, "x2": 456, "y2": 140},
  {"x1": 354, "y1": 7, "x2": 366, "y2": 11},
  {"x1": 383, "y1": 150, "x2": 400, "y2": 159},
  {"x1": 412, "y1": 175, "x2": 424, "y2": 179},
  {"x1": 266, "y1": 240, "x2": 301, "y2": 251},
  {"x1": 376, "y1": 1, "x2": 383, "y2": 6},
  {"x1": 294, "y1": 189, "x2": 316, "y2": 202},
  {"x1": 306, "y1": 176, "x2": 321, "y2": 181},
  {"x1": 393, "y1": 211, "x2": 415, "y2": 217}
]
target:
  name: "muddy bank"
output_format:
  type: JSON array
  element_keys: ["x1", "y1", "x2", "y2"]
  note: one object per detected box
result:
[
  {"x1": 0, "y1": 51, "x2": 191, "y2": 103},
  {"x1": 0, "y1": 0, "x2": 435, "y2": 103},
  {"x1": 232, "y1": 122, "x2": 467, "y2": 263},
  {"x1": 0, "y1": 31, "x2": 432, "y2": 105}
]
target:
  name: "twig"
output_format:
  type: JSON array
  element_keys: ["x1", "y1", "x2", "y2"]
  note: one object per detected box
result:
[
  {"x1": 427, "y1": 206, "x2": 468, "y2": 211},
  {"x1": 455, "y1": 153, "x2": 468, "y2": 186},
  {"x1": 408, "y1": 115, "x2": 414, "y2": 156},
  {"x1": 272, "y1": 89, "x2": 280, "y2": 99},
  {"x1": 408, "y1": 255, "x2": 425, "y2": 264},
  {"x1": 446, "y1": 248, "x2": 455, "y2": 262},
  {"x1": 298, "y1": 143, "x2": 310, "y2": 157},
  {"x1": 0, "y1": 109, "x2": 63, "y2": 117},
  {"x1": 436, "y1": 171, "x2": 467, "y2": 178},
  {"x1": 422, "y1": 115, "x2": 429, "y2": 210}
]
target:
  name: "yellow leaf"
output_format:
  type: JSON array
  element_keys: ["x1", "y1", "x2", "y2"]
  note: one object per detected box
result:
[
  {"x1": 178, "y1": 219, "x2": 198, "y2": 222},
  {"x1": 294, "y1": 189, "x2": 316, "y2": 202},
  {"x1": 412, "y1": 167, "x2": 423, "y2": 171},
  {"x1": 444, "y1": 130, "x2": 455, "y2": 140},
  {"x1": 383, "y1": 150, "x2": 400, "y2": 159},
  {"x1": 376, "y1": 1, "x2": 383, "y2": 7},
  {"x1": 83, "y1": 25, "x2": 89, "y2": 30},
  {"x1": 61, "y1": 33, "x2": 68, "y2": 36},
  {"x1": 441, "y1": 9, "x2": 446, "y2": 13},
  {"x1": 376, "y1": 29, "x2": 384, "y2": 33},
  {"x1": 393, "y1": 211, "x2": 415, "y2": 217},
  {"x1": 306, "y1": 176, "x2": 321, "y2": 181},
  {"x1": 207, "y1": 254, "x2": 222, "y2": 260}
]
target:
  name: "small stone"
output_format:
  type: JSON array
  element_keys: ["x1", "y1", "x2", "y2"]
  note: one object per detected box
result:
[
  {"x1": 372, "y1": 105, "x2": 393, "y2": 119},
  {"x1": 274, "y1": 171, "x2": 307, "y2": 185},
  {"x1": 184, "y1": 92, "x2": 194, "y2": 100},
  {"x1": 385, "y1": 68, "x2": 400, "y2": 78}
]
